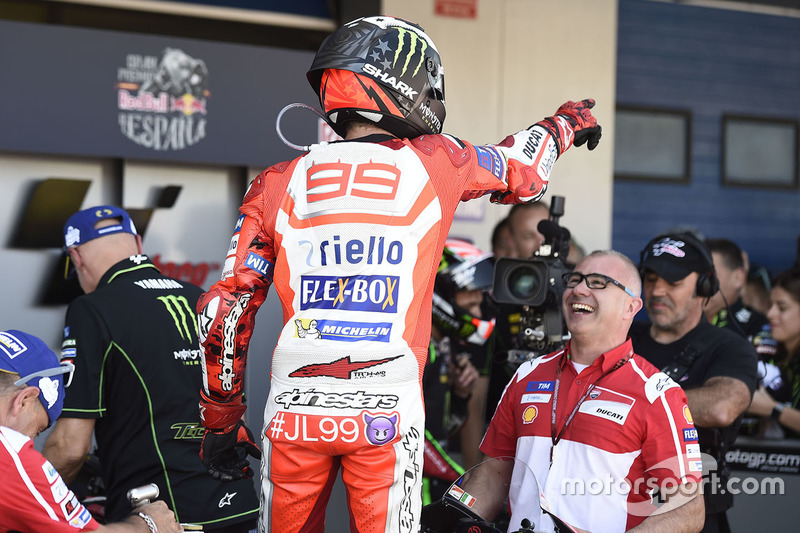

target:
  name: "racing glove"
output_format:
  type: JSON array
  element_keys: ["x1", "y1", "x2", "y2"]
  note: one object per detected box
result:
[
  {"x1": 199, "y1": 391, "x2": 261, "y2": 481},
  {"x1": 200, "y1": 420, "x2": 261, "y2": 481},
  {"x1": 489, "y1": 99, "x2": 600, "y2": 205},
  {"x1": 538, "y1": 98, "x2": 602, "y2": 154}
]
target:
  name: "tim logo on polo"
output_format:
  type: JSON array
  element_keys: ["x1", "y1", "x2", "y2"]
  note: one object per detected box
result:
[{"x1": 300, "y1": 275, "x2": 399, "y2": 312}]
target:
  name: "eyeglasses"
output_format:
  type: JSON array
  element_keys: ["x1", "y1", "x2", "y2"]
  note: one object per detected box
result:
[
  {"x1": 14, "y1": 361, "x2": 75, "y2": 388},
  {"x1": 562, "y1": 272, "x2": 636, "y2": 297}
]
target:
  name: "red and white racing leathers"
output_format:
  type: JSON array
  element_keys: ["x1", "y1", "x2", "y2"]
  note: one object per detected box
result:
[
  {"x1": 480, "y1": 340, "x2": 703, "y2": 533},
  {"x1": 197, "y1": 123, "x2": 570, "y2": 533},
  {"x1": 0, "y1": 426, "x2": 99, "y2": 532}
]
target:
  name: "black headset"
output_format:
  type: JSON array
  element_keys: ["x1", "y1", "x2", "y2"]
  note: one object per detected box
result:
[{"x1": 639, "y1": 232, "x2": 719, "y2": 298}]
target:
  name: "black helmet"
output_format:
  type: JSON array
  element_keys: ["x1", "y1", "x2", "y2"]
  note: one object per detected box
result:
[
  {"x1": 433, "y1": 239, "x2": 495, "y2": 345},
  {"x1": 307, "y1": 16, "x2": 446, "y2": 139}
]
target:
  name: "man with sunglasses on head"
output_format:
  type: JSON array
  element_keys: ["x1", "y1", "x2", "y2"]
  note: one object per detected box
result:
[
  {"x1": 1, "y1": 329, "x2": 182, "y2": 532},
  {"x1": 630, "y1": 232, "x2": 758, "y2": 533},
  {"x1": 451, "y1": 251, "x2": 704, "y2": 533},
  {"x1": 42, "y1": 206, "x2": 258, "y2": 532}
]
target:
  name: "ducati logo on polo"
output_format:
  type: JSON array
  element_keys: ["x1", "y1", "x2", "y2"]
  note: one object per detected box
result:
[
  {"x1": 289, "y1": 355, "x2": 402, "y2": 379},
  {"x1": 579, "y1": 387, "x2": 635, "y2": 425}
]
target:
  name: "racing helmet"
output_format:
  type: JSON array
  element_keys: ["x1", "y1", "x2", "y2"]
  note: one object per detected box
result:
[
  {"x1": 307, "y1": 16, "x2": 446, "y2": 139},
  {"x1": 433, "y1": 239, "x2": 495, "y2": 345}
]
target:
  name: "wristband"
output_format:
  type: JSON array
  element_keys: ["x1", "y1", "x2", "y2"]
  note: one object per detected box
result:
[
  {"x1": 770, "y1": 402, "x2": 789, "y2": 422},
  {"x1": 137, "y1": 512, "x2": 159, "y2": 533}
]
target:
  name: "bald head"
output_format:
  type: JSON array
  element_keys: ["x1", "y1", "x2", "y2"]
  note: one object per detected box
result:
[
  {"x1": 564, "y1": 250, "x2": 643, "y2": 361},
  {"x1": 579, "y1": 250, "x2": 642, "y2": 298}
]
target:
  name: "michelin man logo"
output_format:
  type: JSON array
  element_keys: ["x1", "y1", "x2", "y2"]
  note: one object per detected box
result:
[
  {"x1": 38, "y1": 377, "x2": 60, "y2": 408},
  {"x1": 295, "y1": 319, "x2": 321, "y2": 339}
]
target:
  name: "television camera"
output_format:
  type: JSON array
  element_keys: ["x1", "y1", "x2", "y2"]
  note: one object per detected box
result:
[{"x1": 491, "y1": 196, "x2": 571, "y2": 364}]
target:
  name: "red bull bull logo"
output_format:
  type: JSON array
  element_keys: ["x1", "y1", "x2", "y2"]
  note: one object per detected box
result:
[{"x1": 116, "y1": 49, "x2": 209, "y2": 151}]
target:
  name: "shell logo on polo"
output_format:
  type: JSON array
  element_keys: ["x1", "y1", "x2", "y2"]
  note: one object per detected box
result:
[
  {"x1": 522, "y1": 405, "x2": 538, "y2": 424},
  {"x1": 683, "y1": 405, "x2": 694, "y2": 424}
]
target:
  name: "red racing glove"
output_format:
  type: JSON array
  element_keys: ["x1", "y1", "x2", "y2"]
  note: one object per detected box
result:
[
  {"x1": 199, "y1": 391, "x2": 261, "y2": 481},
  {"x1": 538, "y1": 98, "x2": 602, "y2": 154},
  {"x1": 200, "y1": 420, "x2": 262, "y2": 481}
]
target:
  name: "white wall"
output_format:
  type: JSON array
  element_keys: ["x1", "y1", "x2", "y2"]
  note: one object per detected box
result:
[
  {"x1": 0, "y1": 153, "x2": 114, "y2": 347},
  {"x1": 383, "y1": 0, "x2": 618, "y2": 254}
]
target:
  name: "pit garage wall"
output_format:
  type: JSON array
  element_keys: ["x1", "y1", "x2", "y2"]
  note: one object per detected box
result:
[
  {"x1": 613, "y1": 0, "x2": 800, "y2": 273},
  {"x1": 385, "y1": 0, "x2": 619, "y2": 256}
]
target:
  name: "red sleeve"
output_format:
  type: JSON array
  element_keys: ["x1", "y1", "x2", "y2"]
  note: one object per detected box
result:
[
  {"x1": 408, "y1": 130, "x2": 559, "y2": 208},
  {"x1": 0, "y1": 432, "x2": 99, "y2": 532},
  {"x1": 480, "y1": 371, "x2": 522, "y2": 458},
  {"x1": 640, "y1": 373, "x2": 704, "y2": 488},
  {"x1": 197, "y1": 162, "x2": 293, "y2": 429}
]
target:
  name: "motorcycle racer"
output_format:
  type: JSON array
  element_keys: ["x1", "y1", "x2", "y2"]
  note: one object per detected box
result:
[{"x1": 196, "y1": 15, "x2": 602, "y2": 533}]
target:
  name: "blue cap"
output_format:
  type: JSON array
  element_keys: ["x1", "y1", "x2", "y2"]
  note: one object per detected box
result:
[
  {"x1": 0, "y1": 330, "x2": 73, "y2": 426},
  {"x1": 64, "y1": 205, "x2": 138, "y2": 249}
]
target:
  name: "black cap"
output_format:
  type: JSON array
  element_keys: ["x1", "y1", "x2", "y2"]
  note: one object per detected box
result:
[{"x1": 640, "y1": 233, "x2": 710, "y2": 283}]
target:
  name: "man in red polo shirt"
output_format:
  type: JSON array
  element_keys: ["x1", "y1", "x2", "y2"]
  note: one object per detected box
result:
[{"x1": 465, "y1": 251, "x2": 705, "y2": 533}]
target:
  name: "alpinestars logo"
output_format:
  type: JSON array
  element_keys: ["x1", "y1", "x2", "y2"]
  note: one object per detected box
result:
[
  {"x1": 220, "y1": 294, "x2": 251, "y2": 391},
  {"x1": 289, "y1": 355, "x2": 401, "y2": 379},
  {"x1": 157, "y1": 295, "x2": 198, "y2": 341},
  {"x1": 399, "y1": 426, "x2": 420, "y2": 532},
  {"x1": 116, "y1": 48, "x2": 209, "y2": 151}
]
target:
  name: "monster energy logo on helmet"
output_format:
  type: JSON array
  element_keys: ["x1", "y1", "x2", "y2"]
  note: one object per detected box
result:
[
  {"x1": 393, "y1": 28, "x2": 427, "y2": 77},
  {"x1": 158, "y1": 295, "x2": 198, "y2": 341}
]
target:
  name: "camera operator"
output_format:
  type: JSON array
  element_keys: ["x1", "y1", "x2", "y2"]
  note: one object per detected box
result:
[
  {"x1": 630, "y1": 232, "x2": 759, "y2": 533},
  {"x1": 486, "y1": 198, "x2": 571, "y2": 422},
  {"x1": 464, "y1": 251, "x2": 704, "y2": 533},
  {"x1": 507, "y1": 202, "x2": 550, "y2": 260}
]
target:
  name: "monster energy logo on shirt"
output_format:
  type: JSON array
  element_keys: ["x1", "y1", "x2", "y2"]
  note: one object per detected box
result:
[
  {"x1": 394, "y1": 28, "x2": 426, "y2": 77},
  {"x1": 157, "y1": 295, "x2": 198, "y2": 341}
]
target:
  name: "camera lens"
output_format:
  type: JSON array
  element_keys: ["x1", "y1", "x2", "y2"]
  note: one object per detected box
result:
[{"x1": 508, "y1": 265, "x2": 543, "y2": 301}]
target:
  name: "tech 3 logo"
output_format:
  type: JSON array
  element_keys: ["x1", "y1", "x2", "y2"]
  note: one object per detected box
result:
[{"x1": 157, "y1": 295, "x2": 198, "y2": 342}]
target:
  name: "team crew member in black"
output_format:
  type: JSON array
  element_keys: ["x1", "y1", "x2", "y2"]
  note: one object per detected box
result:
[
  {"x1": 630, "y1": 232, "x2": 758, "y2": 533},
  {"x1": 43, "y1": 206, "x2": 258, "y2": 531},
  {"x1": 704, "y1": 238, "x2": 777, "y2": 357},
  {"x1": 703, "y1": 238, "x2": 777, "y2": 436}
]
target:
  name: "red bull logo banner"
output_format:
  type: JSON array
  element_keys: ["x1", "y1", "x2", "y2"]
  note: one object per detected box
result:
[{"x1": 116, "y1": 48, "x2": 209, "y2": 151}]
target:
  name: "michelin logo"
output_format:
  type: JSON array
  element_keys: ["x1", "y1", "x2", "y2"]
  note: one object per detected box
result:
[{"x1": 295, "y1": 319, "x2": 393, "y2": 343}]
